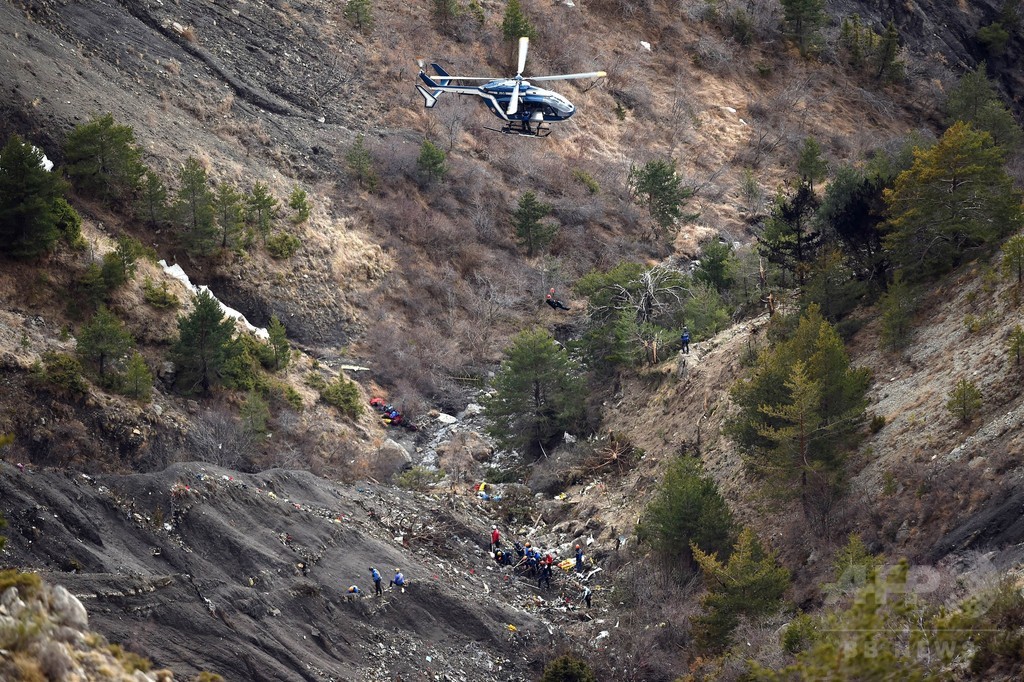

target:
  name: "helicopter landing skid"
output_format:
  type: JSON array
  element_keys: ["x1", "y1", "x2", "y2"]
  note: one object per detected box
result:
[{"x1": 489, "y1": 121, "x2": 551, "y2": 138}]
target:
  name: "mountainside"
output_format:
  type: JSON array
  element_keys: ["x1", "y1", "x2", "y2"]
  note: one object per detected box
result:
[{"x1": 3, "y1": 0, "x2": 1024, "y2": 680}]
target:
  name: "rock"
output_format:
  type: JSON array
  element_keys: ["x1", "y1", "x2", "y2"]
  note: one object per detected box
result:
[
  {"x1": 437, "y1": 413, "x2": 457, "y2": 425},
  {"x1": 50, "y1": 584, "x2": 88, "y2": 629},
  {"x1": 157, "y1": 361, "x2": 176, "y2": 387}
]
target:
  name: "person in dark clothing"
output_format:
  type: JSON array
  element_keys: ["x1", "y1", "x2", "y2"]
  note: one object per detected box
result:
[
  {"x1": 546, "y1": 294, "x2": 571, "y2": 311},
  {"x1": 575, "y1": 544, "x2": 585, "y2": 573},
  {"x1": 681, "y1": 327, "x2": 690, "y2": 354},
  {"x1": 538, "y1": 562, "x2": 553, "y2": 590},
  {"x1": 370, "y1": 567, "x2": 382, "y2": 596},
  {"x1": 581, "y1": 585, "x2": 592, "y2": 608}
]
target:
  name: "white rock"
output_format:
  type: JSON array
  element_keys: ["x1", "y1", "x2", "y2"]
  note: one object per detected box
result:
[
  {"x1": 639, "y1": 41, "x2": 651, "y2": 51},
  {"x1": 50, "y1": 585, "x2": 88, "y2": 629},
  {"x1": 437, "y1": 413, "x2": 458, "y2": 425}
]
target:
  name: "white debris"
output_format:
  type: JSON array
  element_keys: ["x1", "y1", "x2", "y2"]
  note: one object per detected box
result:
[
  {"x1": 639, "y1": 41, "x2": 651, "y2": 51},
  {"x1": 437, "y1": 413, "x2": 458, "y2": 425},
  {"x1": 723, "y1": 106, "x2": 737, "y2": 114},
  {"x1": 159, "y1": 260, "x2": 269, "y2": 339}
]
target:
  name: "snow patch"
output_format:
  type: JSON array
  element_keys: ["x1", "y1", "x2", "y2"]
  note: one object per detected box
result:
[
  {"x1": 33, "y1": 146, "x2": 53, "y2": 171},
  {"x1": 159, "y1": 260, "x2": 269, "y2": 339}
]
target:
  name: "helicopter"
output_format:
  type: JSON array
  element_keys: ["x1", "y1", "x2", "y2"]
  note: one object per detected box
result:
[{"x1": 416, "y1": 37, "x2": 606, "y2": 137}]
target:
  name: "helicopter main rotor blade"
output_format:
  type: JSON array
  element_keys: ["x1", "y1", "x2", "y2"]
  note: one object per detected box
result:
[
  {"x1": 507, "y1": 79, "x2": 521, "y2": 116},
  {"x1": 422, "y1": 75, "x2": 498, "y2": 81},
  {"x1": 528, "y1": 71, "x2": 608, "y2": 81},
  {"x1": 517, "y1": 36, "x2": 529, "y2": 76}
]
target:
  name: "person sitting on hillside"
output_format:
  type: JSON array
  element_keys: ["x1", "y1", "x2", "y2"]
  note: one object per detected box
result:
[
  {"x1": 390, "y1": 569, "x2": 406, "y2": 593},
  {"x1": 346, "y1": 585, "x2": 361, "y2": 597}
]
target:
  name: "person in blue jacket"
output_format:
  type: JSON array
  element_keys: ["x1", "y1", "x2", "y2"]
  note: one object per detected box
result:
[
  {"x1": 390, "y1": 569, "x2": 406, "y2": 593},
  {"x1": 681, "y1": 327, "x2": 690, "y2": 354},
  {"x1": 370, "y1": 566, "x2": 382, "y2": 596},
  {"x1": 575, "y1": 544, "x2": 585, "y2": 572}
]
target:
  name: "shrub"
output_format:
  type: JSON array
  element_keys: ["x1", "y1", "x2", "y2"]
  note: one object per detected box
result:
[
  {"x1": 541, "y1": 654, "x2": 596, "y2": 682},
  {"x1": 320, "y1": 376, "x2": 363, "y2": 419},
  {"x1": 107, "y1": 644, "x2": 152, "y2": 673},
  {"x1": 0, "y1": 569, "x2": 43, "y2": 598},
  {"x1": 32, "y1": 352, "x2": 88, "y2": 397},
  {"x1": 142, "y1": 277, "x2": 180, "y2": 309},
  {"x1": 781, "y1": 612, "x2": 817, "y2": 654},
  {"x1": 266, "y1": 231, "x2": 301, "y2": 258},
  {"x1": 52, "y1": 198, "x2": 85, "y2": 249},
  {"x1": 287, "y1": 186, "x2": 311, "y2": 224},
  {"x1": 394, "y1": 466, "x2": 445, "y2": 491},
  {"x1": 571, "y1": 169, "x2": 600, "y2": 194}
]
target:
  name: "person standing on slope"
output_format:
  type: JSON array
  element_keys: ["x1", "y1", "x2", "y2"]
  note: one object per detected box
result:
[
  {"x1": 681, "y1": 327, "x2": 690, "y2": 354},
  {"x1": 490, "y1": 525, "x2": 501, "y2": 553},
  {"x1": 370, "y1": 566, "x2": 382, "y2": 596}
]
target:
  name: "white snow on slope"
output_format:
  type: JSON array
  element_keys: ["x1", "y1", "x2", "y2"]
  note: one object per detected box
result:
[{"x1": 159, "y1": 260, "x2": 269, "y2": 340}]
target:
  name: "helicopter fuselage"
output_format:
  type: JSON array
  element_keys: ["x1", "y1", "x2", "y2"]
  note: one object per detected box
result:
[{"x1": 478, "y1": 80, "x2": 576, "y2": 123}]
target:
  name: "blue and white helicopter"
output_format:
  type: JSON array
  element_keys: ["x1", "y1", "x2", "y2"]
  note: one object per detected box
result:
[{"x1": 417, "y1": 37, "x2": 606, "y2": 137}]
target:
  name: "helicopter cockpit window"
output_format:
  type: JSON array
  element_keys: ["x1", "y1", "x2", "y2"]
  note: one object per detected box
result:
[{"x1": 548, "y1": 96, "x2": 573, "y2": 115}]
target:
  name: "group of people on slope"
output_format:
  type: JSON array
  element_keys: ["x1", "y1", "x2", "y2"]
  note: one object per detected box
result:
[{"x1": 346, "y1": 566, "x2": 406, "y2": 597}]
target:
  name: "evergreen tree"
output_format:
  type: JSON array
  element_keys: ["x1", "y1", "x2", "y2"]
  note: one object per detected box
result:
[
  {"x1": 0, "y1": 135, "x2": 67, "y2": 259},
  {"x1": 76, "y1": 305, "x2": 134, "y2": 382},
  {"x1": 1008, "y1": 325, "x2": 1024, "y2": 368},
  {"x1": 693, "y1": 239, "x2": 736, "y2": 293},
  {"x1": 628, "y1": 159, "x2": 694, "y2": 237},
  {"x1": 139, "y1": 169, "x2": 168, "y2": 228},
  {"x1": 501, "y1": 0, "x2": 536, "y2": 41},
  {"x1": 345, "y1": 134, "x2": 379, "y2": 191},
  {"x1": 171, "y1": 289, "x2": 238, "y2": 394},
  {"x1": 416, "y1": 140, "x2": 449, "y2": 184},
  {"x1": 241, "y1": 390, "x2": 271, "y2": 435},
  {"x1": 174, "y1": 157, "x2": 217, "y2": 255},
  {"x1": 101, "y1": 235, "x2": 144, "y2": 290},
  {"x1": 879, "y1": 273, "x2": 916, "y2": 351},
  {"x1": 802, "y1": 249, "x2": 864, "y2": 322},
  {"x1": 1001, "y1": 234, "x2": 1024, "y2": 286},
  {"x1": 692, "y1": 527, "x2": 791, "y2": 652},
  {"x1": 433, "y1": 0, "x2": 464, "y2": 33},
  {"x1": 344, "y1": 0, "x2": 374, "y2": 33},
  {"x1": 638, "y1": 456, "x2": 736, "y2": 570},
  {"x1": 727, "y1": 306, "x2": 869, "y2": 509},
  {"x1": 214, "y1": 181, "x2": 244, "y2": 250},
  {"x1": 122, "y1": 351, "x2": 153, "y2": 401},
  {"x1": 267, "y1": 315, "x2": 290, "y2": 371},
  {"x1": 796, "y1": 137, "x2": 827, "y2": 187},
  {"x1": 513, "y1": 191, "x2": 557, "y2": 257},
  {"x1": 883, "y1": 122, "x2": 1023, "y2": 280},
  {"x1": 947, "y1": 377, "x2": 982, "y2": 424},
  {"x1": 76, "y1": 262, "x2": 109, "y2": 314},
  {"x1": 246, "y1": 181, "x2": 279, "y2": 246},
  {"x1": 780, "y1": 0, "x2": 825, "y2": 57},
  {"x1": 684, "y1": 281, "x2": 731, "y2": 339},
  {"x1": 63, "y1": 113, "x2": 144, "y2": 203},
  {"x1": 288, "y1": 186, "x2": 311, "y2": 224},
  {"x1": 758, "y1": 183, "x2": 821, "y2": 285},
  {"x1": 482, "y1": 328, "x2": 585, "y2": 457},
  {"x1": 945, "y1": 65, "x2": 1023, "y2": 152},
  {"x1": 817, "y1": 165, "x2": 888, "y2": 287},
  {"x1": 873, "y1": 21, "x2": 903, "y2": 81}
]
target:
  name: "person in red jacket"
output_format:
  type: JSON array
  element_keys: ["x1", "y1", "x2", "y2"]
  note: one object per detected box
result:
[{"x1": 490, "y1": 525, "x2": 501, "y2": 552}]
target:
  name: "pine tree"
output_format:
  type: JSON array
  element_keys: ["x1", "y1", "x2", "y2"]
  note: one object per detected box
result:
[
  {"x1": 139, "y1": 170, "x2": 168, "y2": 228},
  {"x1": 343, "y1": 0, "x2": 374, "y2": 33},
  {"x1": 694, "y1": 239, "x2": 736, "y2": 293},
  {"x1": 246, "y1": 181, "x2": 279, "y2": 246},
  {"x1": 501, "y1": 0, "x2": 536, "y2": 41},
  {"x1": 638, "y1": 456, "x2": 736, "y2": 570},
  {"x1": 416, "y1": 140, "x2": 448, "y2": 184},
  {"x1": 482, "y1": 328, "x2": 585, "y2": 457},
  {"x1": 1001, "y1": 234, "x2": 1024, "y2": 285},
  {"x1": 780, "y1": 0, "x2": 825, "y2": 57},
  {"x1": 76, "y1": 305, "x2": 134, "y2": 382},
  {"x1": 76, "y1": 262, "x2": 109, "y2": 314},
  {"x1": 63, "y1": 113, "x2": 145, "y2": 203},
  {"x1": 345, "y1": 134, "x2": 379, "y2": 191},
  {"x1": 944, "y1": 65, "x2": 1022, "y2": 151},
  {"x1": 240, "y1": 390, "x2": 271, "y2": 435},
  {"x1": 513, "y1": 191, "x2": 557, "y2": 257},
  {"x1": 873, "y1": 21, "x2": 903, "y2": 81},
  {"x1": 758, "y1": 183, "x2": 820, "y2": 285},
  {"x1": 122, "y1": 351, "x2": 153, "y2": 401},
  {"x1": 541, "y1": 655, "x2": 596, "y2": 682},
  {"x1": 288, "y1": 186, "x2": 311, "y2": 224},
  {"x1": 628, "y1": 159, "x2": 694, "y2": 238},
  {"x1": 174, "y1": 157, "x2": 217, "y2": 255},
  {"x1": 883, "y1": 122, "x2": 1023, "y2": 280},
  {"x1": 879, "y1": 273, "x2": 916, "y2": 350},
  {"x1": 267, "y1": 316, "x2": 290, "y2": 371},
  {"x1": 796, "y1": 137, "x2": 827, "y2": 187},
  {"x1": 1008, "y1": 325, "x2": 1024, "y2": 368},
  {"x1": 0, "y1": 135, "x2": 67, "y2": 259},
  {"x1": 947, "y1": 377, "x2": 982, "y2": 424},
  {"x1": 171, "y1": 289, "x2": 238, "y2": 394},
  {"x1": 213, "y1": 181, "x2": 244, "y2": 250},
  {"x1": 101, "y1": 235, "x2": 144, "y2": 290},
  {"x1": 692, "y1": 527, "x2": 791, "y2": 652}
]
